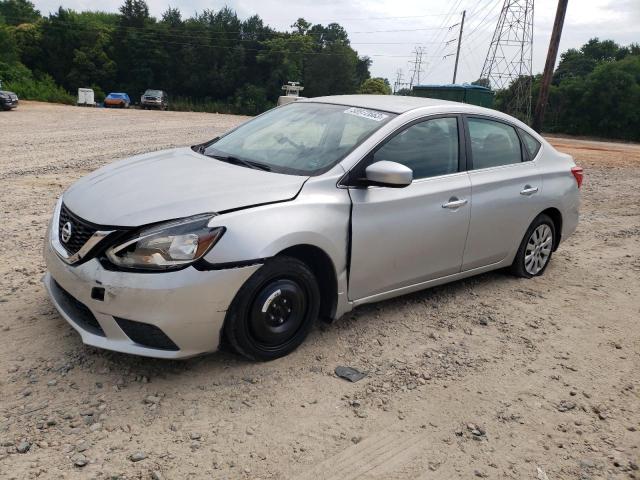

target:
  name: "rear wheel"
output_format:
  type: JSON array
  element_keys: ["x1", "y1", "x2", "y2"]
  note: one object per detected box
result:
[
  {"x1": 510, "y1": 214, "x2": 555, "y2": 278},
  {"x1": 224, "y1": 256, "x2": 320, "y2": 361}
]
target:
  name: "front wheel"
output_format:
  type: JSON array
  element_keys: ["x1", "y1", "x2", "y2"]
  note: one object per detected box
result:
[
  {"x1": 224, "y1": 256, "x2": 320, "y2": 361},
  {"x1": 510, "y1": 214, "x2": 555, "y2": 278}
]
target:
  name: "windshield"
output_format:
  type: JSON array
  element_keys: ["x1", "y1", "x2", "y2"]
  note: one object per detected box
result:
[
  {"x1": 201, "y1": 102, "x2": 395, "y2": 175},
  {"x1": 145, "y1": 90, "x2": 162, "y2": 96},
  {"x1": 107, "y1": 93, "x2": 125, "y2": 98}
]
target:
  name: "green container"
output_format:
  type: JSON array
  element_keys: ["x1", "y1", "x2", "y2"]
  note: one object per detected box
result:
[{"x1": 412, "y1": 84, "x2": 494, "y2": 108}]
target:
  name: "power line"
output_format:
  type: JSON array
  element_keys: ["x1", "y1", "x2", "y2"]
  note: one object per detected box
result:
[
  {"x1": 422, "y1": 0, "x2": 466, "y2": 82},
  {"x1": 0, "y1": 15, "x2": 453, "y2": 58},
  {"x1": 310, "y1": 12, "x2": 466, "y2": 21},
  {"x1": 0, "y1": 15, "x2": 452, "y2": 36},
  {"x1": 464, "y1": 0, "x2": 503, "y2": 42}
]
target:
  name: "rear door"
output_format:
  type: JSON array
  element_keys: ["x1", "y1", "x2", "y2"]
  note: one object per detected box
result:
[
  {"x1": 462, "y1": 115, "x2": 543, "y2": 271},
  {"x1": 347, "y1": 116, "x2": 472, "y2": 300}
]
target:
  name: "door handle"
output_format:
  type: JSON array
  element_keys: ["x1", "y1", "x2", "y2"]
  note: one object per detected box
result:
[
  {"x1": 442, "y1": 198, "x2": 468, "y2": 209},
  {"x1": 520, "y1": 185, "x2": 539, "y2": 196}
]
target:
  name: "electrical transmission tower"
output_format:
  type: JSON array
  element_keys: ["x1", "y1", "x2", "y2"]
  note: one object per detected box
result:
[
  {"x1": 480, "y1": 0, "x2": 534, "y2": 122},
  {"x1": 393, "y1": 69, "x2": 405, "y2": 94},
  {"x1": 408, "y1": 46, "x2": 426, "y2": 89}
]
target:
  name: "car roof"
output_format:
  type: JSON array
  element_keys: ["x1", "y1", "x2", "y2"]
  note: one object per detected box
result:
[
  {"x1": 301, "y1": 94, "x2": 505, "y2": 115},
  {"x1": 300, "y1": 94, "x2": 538, "y2": 136}
]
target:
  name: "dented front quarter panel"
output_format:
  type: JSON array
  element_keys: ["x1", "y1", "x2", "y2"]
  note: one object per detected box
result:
[{"x1": 204, "y1": 170, "x2": 353, "y2": 319}]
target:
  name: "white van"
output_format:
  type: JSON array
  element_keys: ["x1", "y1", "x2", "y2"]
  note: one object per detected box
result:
[{"x1": 77, "y1": 88, "x2": 95, "y2": 107}]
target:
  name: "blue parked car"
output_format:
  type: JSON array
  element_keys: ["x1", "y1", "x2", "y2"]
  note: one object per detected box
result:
[{"x1": 104, "y1": 92, "x2": 131, "y2": 109}]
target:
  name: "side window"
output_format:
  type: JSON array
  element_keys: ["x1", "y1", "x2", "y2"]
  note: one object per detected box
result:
[
  {"x1": 373, "y1": 117, "x2": 459, "y2": 179},
  {"x1": 519, "y1": 128, "x2": 542, "y2": 159},
  {"x1": 468, "y1": 118, "x2": 522, "y2": 169}
]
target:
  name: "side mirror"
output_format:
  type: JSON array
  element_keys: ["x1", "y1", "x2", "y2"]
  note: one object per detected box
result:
[{"x1": 365, "y1": 161, "x2": 413, "y2": 188}]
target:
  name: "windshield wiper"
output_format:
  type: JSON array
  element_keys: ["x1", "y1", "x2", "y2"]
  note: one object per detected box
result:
[{"x1": 208, "y1": 154, "x2": 271, "y2": 171}]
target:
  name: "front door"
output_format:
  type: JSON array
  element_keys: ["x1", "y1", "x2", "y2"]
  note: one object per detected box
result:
[{"x1": 348, "y1": 116, "x2": 472, "y2": 301}]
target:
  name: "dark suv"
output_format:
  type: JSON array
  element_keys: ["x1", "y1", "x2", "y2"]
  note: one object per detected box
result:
[
  {"x1": 0, "y1": 89, "x2": 19, "y2": 110},
  {"x1": 140, "y1": 89, "x2": 168, "y2": 110}
]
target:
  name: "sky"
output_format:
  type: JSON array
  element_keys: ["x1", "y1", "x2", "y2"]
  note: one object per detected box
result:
[{"x1": 31, "y1": 0, "x2": 639, "y2": 88}]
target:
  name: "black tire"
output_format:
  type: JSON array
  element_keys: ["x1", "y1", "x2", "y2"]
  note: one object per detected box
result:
[
  {"x1": 510, "y1": 213, "x2": 556, "y2": 278},
  {"x1": 224, "y1": 256, "x2": 320, "y2": 361}
]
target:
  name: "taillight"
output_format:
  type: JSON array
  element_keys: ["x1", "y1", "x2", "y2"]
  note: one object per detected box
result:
[{"x1": 571, "y1": 166, "x2": 584, "y2": 189}]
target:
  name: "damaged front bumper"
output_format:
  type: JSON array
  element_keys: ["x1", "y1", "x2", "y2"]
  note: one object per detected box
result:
[{"x1": 43, "y1": 238, "x2": 260, "y2": 359}]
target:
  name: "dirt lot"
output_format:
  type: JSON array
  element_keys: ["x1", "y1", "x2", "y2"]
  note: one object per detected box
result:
[{"x1": 0, "y1": 102, "x2": 638, "y2": 480}]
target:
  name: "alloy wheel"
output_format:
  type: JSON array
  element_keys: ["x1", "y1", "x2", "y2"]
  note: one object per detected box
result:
[{"x1": 524, "y1": 224, "x2": 553, "y2": 275}]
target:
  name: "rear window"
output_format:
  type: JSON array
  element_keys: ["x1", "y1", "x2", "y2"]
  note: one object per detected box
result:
[
  {"x1": 519, "y1": 129, "x2": 542, "y2": 159},
  {"x1": 468, "y1": 117, "x2": 523, "y2": 169}
]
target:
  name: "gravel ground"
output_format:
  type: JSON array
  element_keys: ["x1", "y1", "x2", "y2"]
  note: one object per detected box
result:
[{"x1": 0, "y1": 102, "x2": 638, "y2": 480}]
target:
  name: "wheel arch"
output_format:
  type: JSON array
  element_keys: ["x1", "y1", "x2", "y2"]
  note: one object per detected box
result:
[
  {"x1": 539, "y1": 207, "x2": 563, "y2": 250},
  {"x1": 276, "y1": 244, "x2": 338, "y2": 322}
]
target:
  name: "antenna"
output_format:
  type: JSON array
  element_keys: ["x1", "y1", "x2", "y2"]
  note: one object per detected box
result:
[{"x1": 480, "y1": 0, "x2": 535, "y2": 122}]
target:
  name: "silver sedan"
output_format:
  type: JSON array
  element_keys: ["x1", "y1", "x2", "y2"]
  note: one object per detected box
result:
[{"x1": 43, "y1": 95, "x2": 582, "y2": 360}]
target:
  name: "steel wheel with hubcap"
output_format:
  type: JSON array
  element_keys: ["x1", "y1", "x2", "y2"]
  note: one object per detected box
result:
[
  {"x1": 224, "y1": 256, "x2": 320, "y2": 361},
  {"x1": 511, "y1": 214, "x2": 556, "y2": 278}
]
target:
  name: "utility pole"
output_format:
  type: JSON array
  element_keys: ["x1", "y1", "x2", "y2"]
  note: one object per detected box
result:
[
  {"x1": 532, "y1": 0, "x2": 568, "y2": 131},
  {"x1": 452, "y1": 10, "x2": 466, "y2": 84}
]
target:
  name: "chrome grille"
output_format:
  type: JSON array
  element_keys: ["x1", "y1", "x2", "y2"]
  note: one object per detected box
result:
[{"x1": 58, "y1": 204, "x2": 98, "y2": 255}]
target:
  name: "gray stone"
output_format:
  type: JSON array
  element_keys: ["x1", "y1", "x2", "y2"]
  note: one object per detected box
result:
[
  {"x1": 72, "y1": 453, "x2": 88, "y2": 467},
  {"x1": 129, "y1": 451, "x2": 147, "y2": 462},
  {"x1": 16, "y1": 441, "x2": 31, "y2": 454},
  {"x1": 144, "y1": 395, "x2": 161, "y2": 405},
  {"x1": 557, "y1": 400, "x2": 576, "y2": 412}
]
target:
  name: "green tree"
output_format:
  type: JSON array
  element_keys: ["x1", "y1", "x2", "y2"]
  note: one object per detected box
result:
[
  {"x1": 257, "y1": 34, "x2": 313, "y2": 95},
  {"x1": 359, "y1": 77, "x2": 391, "y2": 95},
  {"x1": 0, "y1": 4, "x2": 372, "y2": 112},
  {"x1": 497, "y1": 38, "x2": 640, "y2": 140},
  {"x1": 291, "y1": 18, "x2": 310, "y2": 35},
  {"x1": 34, "y1": 9, "x2": 117, "y2": 93},
  {"x1": 0, "y1": 0, "x2": 39, "y2": 26},
  {"x1": 304, "y1": 42, "x2": 359, "y2": 97},
  {"x1": 119, "y1": 0, "x2": 148, "y2": 28}
]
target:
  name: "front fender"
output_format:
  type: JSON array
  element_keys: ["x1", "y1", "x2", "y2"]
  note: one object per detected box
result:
[{"x1": 203, "y1": 174, "x2": 351, "y2": 273}]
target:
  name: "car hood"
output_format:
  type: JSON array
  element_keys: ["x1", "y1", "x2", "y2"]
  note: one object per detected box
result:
[
  {"x1": 63, "y1": 147, "x2": 308, "y2": 227},
  {"x1": 0, "y1": 90, "x2": 16, "y2": 95}
]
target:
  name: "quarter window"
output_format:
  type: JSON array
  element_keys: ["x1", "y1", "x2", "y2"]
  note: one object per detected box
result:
[
  {"x1": 468, "y1": 118, "x2": 522, "y2": 169},
  {"x1": 373, "y1": 117, "x2": 459, "y2": 179},
  {"x1": 519, "y1": 128, "x2": 542, "y2": 159}
]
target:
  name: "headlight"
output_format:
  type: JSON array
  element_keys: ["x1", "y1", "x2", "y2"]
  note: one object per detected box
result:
[
  {"x1": 0, "y1": 93, "x2": 8, "y2": 99},
  {"x1": 106, "y1": 214, "x2": 224, "y2": 271}
]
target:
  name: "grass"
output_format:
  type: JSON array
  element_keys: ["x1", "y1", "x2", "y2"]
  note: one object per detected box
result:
[{"x1": 5, "y1": 75, "x2": 75, "y2": 105}]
